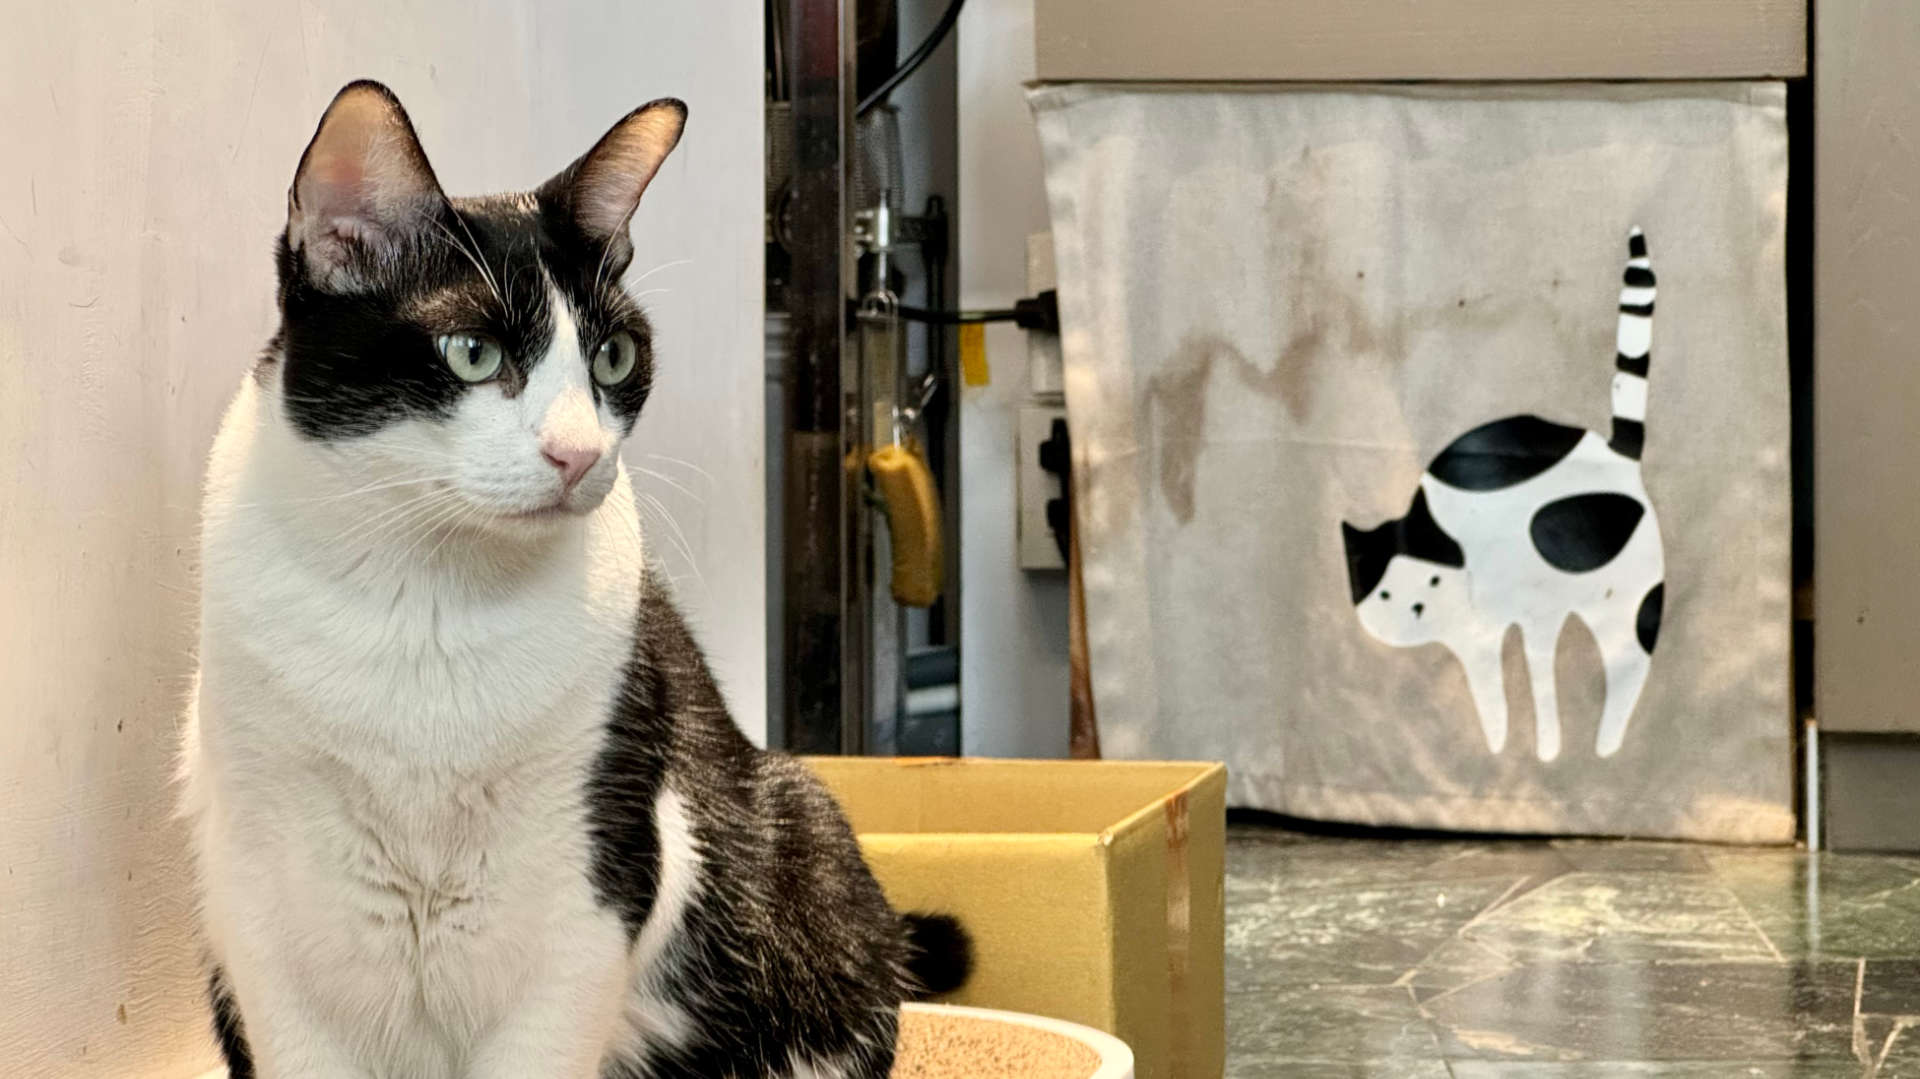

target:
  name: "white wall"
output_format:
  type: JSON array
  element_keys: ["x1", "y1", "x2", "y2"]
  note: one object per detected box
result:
[
  {"x1": 957, "y1": 0, "x2": 1072, "y2": 757},
  {"x1": 0, "y1": 4, "x2": 762, "y2": 1076}
]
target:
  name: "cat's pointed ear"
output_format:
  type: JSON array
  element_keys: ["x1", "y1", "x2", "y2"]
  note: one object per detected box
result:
[
  {"x1": 1341, "y1": 521, "x2": 1383, "y2": 603},
  {"x1": 1402, "y1": 490, "x2": 1466, "y2": 569},
  {"x1": 287, "y1": 81, "x2": 447, "y2": 290},
  {"x1": 539, "y1": 99, "x2": 687, "y2": 258}
]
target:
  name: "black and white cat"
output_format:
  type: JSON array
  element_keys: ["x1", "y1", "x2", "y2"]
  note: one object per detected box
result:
[
  {"x1": 1341, "y1": 231, "x2": 1665, "y2": 762},
  {"x1": 182, "y1": 82, "x2": 966, "y2": 1079}
]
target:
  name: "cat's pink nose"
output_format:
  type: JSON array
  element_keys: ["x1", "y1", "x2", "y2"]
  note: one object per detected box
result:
[{"x1": 541, "y1": 444, "x2": 601, "y2": 491}]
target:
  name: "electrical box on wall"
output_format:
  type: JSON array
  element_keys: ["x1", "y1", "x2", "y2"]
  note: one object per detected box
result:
[
  {"x1": 1022, "y1": 231, "x2": 1069, "y2": 571},
  {"x1": 1018, "y1": 405, "x2": 1069, "y2": 570}
]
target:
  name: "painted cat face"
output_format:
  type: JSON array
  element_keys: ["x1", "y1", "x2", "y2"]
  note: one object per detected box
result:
[
  {"x1": 1352, "y1": 555, "x2": 1470, "y2": 646},
  {"x1": 271, "y1": 81, "x2": 685, "y2": 535},
  {"x1": 1342, "y1": 488, "x2": 1469, "y2": 647}
]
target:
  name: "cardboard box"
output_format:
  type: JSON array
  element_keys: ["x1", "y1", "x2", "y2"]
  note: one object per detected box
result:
[{"x1": 805, "y1": 757, "x2": 1226, "y2": 1079}]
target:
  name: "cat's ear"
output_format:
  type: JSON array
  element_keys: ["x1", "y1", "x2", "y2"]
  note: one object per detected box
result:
[
  {"x1": 1402, "y1": 490, "x2": 1466, "y2": 568},
  {"x1": 1342, "y1": 522, "x2": 1385, "y2": 603},
  {"x1": 539, "y1": 99, "x2": 687, "y2": 260},
  {"x1": 287, "y1": 80, "x2": 447, "y2": 290}
]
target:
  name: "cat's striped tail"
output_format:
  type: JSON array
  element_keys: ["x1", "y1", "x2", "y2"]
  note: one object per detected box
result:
[{"x1": 1610, "y1": 228, "x2": 1655, "y2": 461}]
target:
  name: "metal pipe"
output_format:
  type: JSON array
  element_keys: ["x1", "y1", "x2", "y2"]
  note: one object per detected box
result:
[{"x1": 780, "y1": 0, "x2": 864, "y2": 754}]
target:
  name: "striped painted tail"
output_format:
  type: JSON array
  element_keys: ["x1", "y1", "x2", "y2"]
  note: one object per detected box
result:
[{"x1": 1611, "y1": 228, "x2": 1655, "y2": 460}]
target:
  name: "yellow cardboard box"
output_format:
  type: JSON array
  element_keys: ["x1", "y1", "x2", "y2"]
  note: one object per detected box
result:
[{"x1": 804, "y1": 757, "x2": 1226, "y2": 1079}]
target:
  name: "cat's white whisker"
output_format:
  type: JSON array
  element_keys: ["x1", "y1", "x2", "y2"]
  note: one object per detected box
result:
[
  {"x1": 590, "y1": 225, "x2": 622, "y2": 298},
  {"x1": 232, "y1": 473, "x2": 462, "y2": 509},
  {"x1": 318, "y1": 486, "x2": 465, "y2": 553},
  {"x1": 628, "y1": 257, "x2": 693, "y2": 286},
  {"x1": 449, "y1": 211, "x2": 508, "y2": 311},
  {"x1": 400, "y1": 496, "x2": 484, "y2": 568},
  {"x1": 634, "y1": 466, "x2": 704, "y2": 505},
  {"x1": 638, "y1": 490, "x2": 707, "y2": 598},
  {"x1": 641, "y1": 452, "x2": 714, "y2": 483},
  {"x1": 417, "y1": 209, "x2": 506, "y2": 312}
]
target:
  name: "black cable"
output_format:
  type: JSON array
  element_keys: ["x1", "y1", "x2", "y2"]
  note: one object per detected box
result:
[
  {"x1": 894, "y1": 304, "x2": 1017, "y2": 325},
  {"x1": 856, "y1": 0, "x2": 965, "y2": 117},
  {"x1": 891, "y1": 290, "x2": 1057, "y2": 333}
]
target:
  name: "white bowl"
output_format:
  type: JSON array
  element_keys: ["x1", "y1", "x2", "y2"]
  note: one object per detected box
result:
[
  {"x1": 199, "y1": 1005, "x2": 1138, "y2": 1079},
  {"x1": 900, "y1": 1001, "x2": 1135, "y2": 1079}
]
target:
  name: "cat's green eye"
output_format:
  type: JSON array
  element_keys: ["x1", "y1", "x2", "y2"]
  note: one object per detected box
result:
[
  {"x1": 593, "y1": 331, "x2": 639, "y2": 387},
  {"x1": 436, "y1": 333, "x2": 505, "y2": 383}
]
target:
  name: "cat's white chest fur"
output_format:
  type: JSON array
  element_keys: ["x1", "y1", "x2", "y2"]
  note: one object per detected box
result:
[
  {"x1": 197, "y1": 381, "x2": 641, "y2": 759},
  {"x1": 186, "y1": 378, "x2": 642, "y2": 1077}
]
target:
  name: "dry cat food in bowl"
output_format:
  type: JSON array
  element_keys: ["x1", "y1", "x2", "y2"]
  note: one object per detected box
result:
[{"x1": 892, "y1": 1002, "x2": 1134, "y2": 1079}]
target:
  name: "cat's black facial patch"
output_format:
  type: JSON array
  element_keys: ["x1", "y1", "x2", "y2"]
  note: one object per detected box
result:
[
  {"x1": 1342, "y1": 489, "x2": 1465, "y2": 602},
  {"x1": 1529, "y1": 492, "x2": 1646, "y2": 573},
  {"x1": 270, "y1": 194, "x2": 655, "y2": 441},
  {"x1": 534, "y1": 201, "x2": 656, "y2": 429},
  {"x1": 1637, "y1": 581, "x2": 1665, "y2": 653},
  {"x1": 1427, "y1": 414, "x2": 1586, "y2": 492}
]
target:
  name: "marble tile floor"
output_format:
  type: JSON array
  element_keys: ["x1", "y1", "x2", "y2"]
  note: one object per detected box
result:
[{"x1": 1224, "y1": 820, "x2": 1920, "y2": 1078}]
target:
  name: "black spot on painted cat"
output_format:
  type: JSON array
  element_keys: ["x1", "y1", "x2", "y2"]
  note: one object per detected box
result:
[
  {"x1": 1529, "y1": 492, "x2": 1646, "y2": 573},
  {"x1": 207, "y1": 968, "x2": 254, "y2": 1078},
  {"x1": 1341, "y1": 489, "x2": 1464, "y2": 602},
  {"x1": 1637, "y1": 582, "x2": 1665, "y2": 653},
  {"x1": 1427, "y1": 414, "x2": 1586, "y2": 492},
  {"x1": 1610, "y1": 417, "x2": 1645, "y2": 460}
]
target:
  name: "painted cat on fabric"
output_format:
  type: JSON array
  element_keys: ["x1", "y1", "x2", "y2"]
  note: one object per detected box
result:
[
  {"x1": 182, "y1": 81, "x2": 968, "y2": 1079},
  {"x1": 1341, "y1": 231, "x2": 1665, "y2": 762}
]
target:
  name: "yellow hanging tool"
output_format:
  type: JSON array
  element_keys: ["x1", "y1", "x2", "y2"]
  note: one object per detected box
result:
[
  {"x1": 853, "y1": 197, "x2": 945, "y2": 608},
  {"x1": 869, "y1": 436, "x2": 943, "y2": 607}
]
